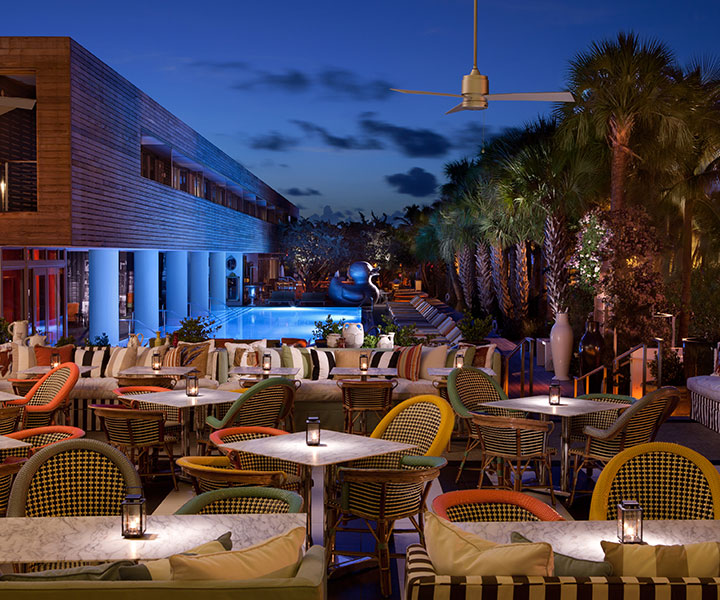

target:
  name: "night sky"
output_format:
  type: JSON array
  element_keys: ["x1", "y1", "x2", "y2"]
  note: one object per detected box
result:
[{"x1": 4, "y1": 0, "x2": 719, "y2": 220}]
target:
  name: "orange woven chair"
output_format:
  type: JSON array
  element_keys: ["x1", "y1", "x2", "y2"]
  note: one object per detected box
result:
[
  {"x1": 433, "y1": 489, "x2": 564, "y2": 522},
  {"x1": 6, "y1": 426, "x2": 85, "y2": 456}
]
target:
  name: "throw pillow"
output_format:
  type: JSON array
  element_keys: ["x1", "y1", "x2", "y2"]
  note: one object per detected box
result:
[
  {"x1": 445, "y1": 346, "x2": 476, "y2": 369},
  {"x1": 34, "y1": 344, "x2": 74, "y2": 366},
  {"x1": 0, "y1": 349, "x2": 10, "y2": 379},
  {"x1": 226, "y1": 340, "x2": 267, "y2": 369},
  {"x1": 10, "y1": 343, "x2": 36, "y2": 378},
  {"x1": 304, "y1": 348, "x2": 335, "y2": 380},
  {"x1": 136, "y1": 343, "x2": 169, "y2": 368},
  {"x1": 280, "y1": 345, "x2": 307, "y2": 380},
  {"x1": 601, "y1": 540, "x2": 720, "y2": 577},
  {"x1": 177, "y1": 341, "x2": 212, "y2": 378},
  {"x1": 370, "y1": 349, "x2": 401, "y2": 371},
  {"x1": 472, "y1": 343, "x2": 497, "y2": 369},
  {"x1": 169, "y1": 527, "x2": 305, "y2": 581},
  {"x1": 105, "y1": 346, "x2": 138, "y2": 378},
  {"x1": 118, "y1": 532, "x2": 233, "y2": 580},
  {"x1": 0, "y1": 560, "x2": 136, "y2": 581},
  {"x1": 419, "y1": 345, "x2": 448, "y2": 380},
  {"x1": 162, "y1": 347, "x2": 183, "y2": 368},
  {"x1": 424, "y1": 512, "x2": 554, "y2": 577},
  {"x1": 511, "y1": 532, "x2": 613, "y2": 576},
  {"x1": 74, "y1": 346, "x2": 110, "y2": 378},
  {"x1": 396, "y1": 345, "x2": 423, "y2": 381}
]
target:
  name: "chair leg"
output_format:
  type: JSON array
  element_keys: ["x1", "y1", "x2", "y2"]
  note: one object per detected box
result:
[
  {"x1": 569, "y1": 454, "x2": 583, "y2": 506},
  {"x1": 165, "y1": 443, "x2": 178, "y2": 491},
  {"x1": 455, "y1": 437, "x2": 480, "y2": 483},
  {"x1": 376, "y1": 518, "x2": 395, "y2": 597}
]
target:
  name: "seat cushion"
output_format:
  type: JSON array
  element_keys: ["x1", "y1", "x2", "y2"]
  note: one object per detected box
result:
[
  {"x1": 687, "y1": 376, "x2": 720, "y2": 400},
  {"x1": 69, "y1": 377, "x2": 121, "y2": 400}
]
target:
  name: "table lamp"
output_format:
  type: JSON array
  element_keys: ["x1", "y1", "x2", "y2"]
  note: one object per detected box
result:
[
  {"x1": 306, "y1": 416, "x2": 321, "y2": 446},
  {"x1": 186, "y1": 374, "x2": 199, "y2": 397},
  {"x1": 262, "y1": 352, "x2": 272, "y2": 373},
  {"x1": 151, "y1": 350, "x2": 162, "y2": 371},
  {"x1": 617, "y1": 500, "x2": 643, "y2": 543},
  {"x1": 548, "y1": 383, "x2": 561, "y2": 405},
  {"x1": 121, "y1": 492, "x2": 146, "y2": 538},
  {"x1": 359, "y1": 353, "x2": 369, "y2": 372},
  {"x1": 50, "y1": 352, "x2": 61, "y2": 369}
]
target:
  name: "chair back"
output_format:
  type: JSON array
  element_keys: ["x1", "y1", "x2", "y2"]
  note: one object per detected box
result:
[
  {"x1": 176, "y1": 455, "x2": 286, "y2": 493},
  {"x1": 614, "y1": 387, "x2": 678, "y2": 449},
  {"x1": 589, "y1": 442, "x2": 720, "y2": 520},
  {"x1": 0, "y1": 406, "x2": 22, "y2": 435},
  {"x1": 433, "y1": 489, "x2": 564, "y2": 522},
  {"x1": 209, "y1": 426, "x2": 299, "y2": 475},
  {"x1": 213, "y1": 378, "x2": 297, "y2": 429},
  {"x1": 93, "y1": 406, "x2": 165, "y2": 447},
  {"x1": 473, "y1": 414, "x2": 552, "y2": 457},
  {"x1": 447, "y1": 366, "x2": 513, "y2": 417},
  {"x1": 6, "y1": 426, "x2": 85, "y2": 455},
  {"x1": 113, "y1": 386, "x2": 181, "y2": 422},
  {"x1": 175, "y1": 486, "x2": 303, "y2": 515},
  {"x1": 23, "y1": 363, "x2": 79, "y2": 428},
  {"x1": 570, "y1": 393, "x2": 634, "y2": 438},
  {"x1": 338, "y1": 380, "x2": 396, "y2": 412},
  {"x1": 7, "y1": 438, "x2": 141, "y2": 517}
]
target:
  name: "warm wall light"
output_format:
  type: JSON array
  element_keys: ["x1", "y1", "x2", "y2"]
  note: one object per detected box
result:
[
  {"x1": 549, "y1": 383, "x2": 561, "y2": 405},
  {"x1": 617, "y1": 500, "x2": 643, "y2": 543},
  {"x1": 262, "y1": 352, "x2": 272, "y2": 373},
  {"x1": 454, "y1": 352, "x2": 465, "y2": 369},
  {"x1": 121, "y1": 492, "x2": 146, "y2": 538},
  {"x1": 359, "y1": 353, "x2": 369, "y2": 372},
  {"x1": 186, "y1": 374, "x2": 199, "y2": 397},
  {"x1": 50, "y1": 353, "x2": 61, "y2": 369},
  {"x1": 306, "y1": 416, "x2": 321, "y2": 446},
  {"x1": 151, "y1": 351, "x2": 162, "y2": 371}
]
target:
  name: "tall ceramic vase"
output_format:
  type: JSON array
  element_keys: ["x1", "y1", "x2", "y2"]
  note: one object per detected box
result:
[{"x1": 550, "y1": 312, "x2": 573, "y2": 381}]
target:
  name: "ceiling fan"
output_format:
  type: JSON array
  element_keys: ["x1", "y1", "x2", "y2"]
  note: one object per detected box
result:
[
  {"x1": 0, "y1": 94, "x2": 36, "y2": 117},
  {"x1": 391, "y1": 0, "x2": 574, "y2": 114}
]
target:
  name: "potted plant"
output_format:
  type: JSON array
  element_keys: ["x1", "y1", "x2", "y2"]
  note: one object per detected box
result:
[
  {"x1": 173, "y1": 316, "x2": 220, "y2": 343},
  {"x1": 456, "y1": 312, "x2": 493, "y2": 344},
  {"x1": 312, "y1": 315, "x2": 346, "y2": 347}
]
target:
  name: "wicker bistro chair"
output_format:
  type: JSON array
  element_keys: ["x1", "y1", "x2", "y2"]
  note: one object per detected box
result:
[
  {"x1": 92, "y1": 406, "x2": 178, "y2": 491},
  {"x1": 589, "y1": 442, "x2": 720, "y2": 520},
  {"x1": 5, "y1": 363, "x2": 80, "y2": 429},
  {"x1": 569, "y1": 386, "x2": 680, "y2": 504},
  {"x1": 326, "y1": 394, "x2": 454, "y2": 597},
  {"x1": 447, "y1": 366, "x2": 525, "y2": 482},
  {"x1": 176, "y1": 455, "x2": 292, "y2": 496},
  {"x1": 568, "y1": 393, "x2": 636, "y2": 446},
  {"x1": 337, "y1": 379, "x2": 398, "y2": 435},
  {"x1": 433, "y1": 489, "x2": 565, "y2": 522},
  {"x1": 471, "y1": 414, "x2": 557, "y2": 504},
  {"x1": 6, "y1": 425, "x2": 85, "y2": 456},
  {"x1": 112, "y1": 386, "x2": 182, "y2": 439},
  {"x1": 0, "y1": 406, "x2": 23, "y2": 435},
  {"x1": 175, "y1": 486, "x2": 304, "y2": 515},
  {"x1": 0, "y1": 458, "x2": 27, "y2": 517}
]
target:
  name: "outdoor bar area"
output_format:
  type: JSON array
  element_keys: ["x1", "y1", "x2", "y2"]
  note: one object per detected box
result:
[{"x1": 1, "y1": 13, "x2": 720, "y2": 600}]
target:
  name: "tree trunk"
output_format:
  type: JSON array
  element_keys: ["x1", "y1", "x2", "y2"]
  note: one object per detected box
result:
[
  {"x1": 679, "y1": 196, "x2": 694, "y2": 340},
  {"x1": 457, "y1": 246, "x2": 475, "y2": 311},
  {"x1": 475, "y1": 242, "x2": 494, "y2": 314},
  {"x1": 512, "y1": 241, "x2": 529, "y2": 320},
  {"x1": 543, "y1": 214, "x2": 569, "y2": 319},
  {"x1": 489, "y1": 243, "x2": 513, "y2": 320},
  {"x1": 447, "y1": 262, "x2": 464, "y2": 311},
  {"x1": 610, "y1": 118, "x2": 632, "y2": 212}
]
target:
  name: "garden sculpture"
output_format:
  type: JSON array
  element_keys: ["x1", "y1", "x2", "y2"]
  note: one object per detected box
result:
[{"x1": 328, "y1": 261, "x2": 381, "y2": 306}]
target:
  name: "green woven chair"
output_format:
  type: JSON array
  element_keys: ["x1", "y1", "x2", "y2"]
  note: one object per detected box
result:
[
  {"x1": 570, "y1": 386, "x2": 680, "y2": 504},
  {"x1": 447, "y1": 366, "x2": 524, "y2": 482},
  {"x1": 175, "y1": 486, "x2": 303, "y2": 515}
]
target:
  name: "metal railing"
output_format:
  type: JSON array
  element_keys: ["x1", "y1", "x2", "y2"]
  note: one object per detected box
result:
[
  {"x1": 611, "y1": 343, "x2": 647, "y2": 396},
  {"x1": 502, "y1": 337, "x2": 535, "y2": 397},
  {"x1": 573, "y1": 365, "x2": 608, "y2": 397}
]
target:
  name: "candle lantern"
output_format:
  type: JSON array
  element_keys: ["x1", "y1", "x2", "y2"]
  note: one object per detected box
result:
[
  {"x1": 262, "y1": 352, "x2": 272, "y2": 373},
  {"x1": 548, "y1": 383, "x2": 561, "y2": 405},
  {"x1": 306, "y1": 416, "x2": 321, "y2": 446},
  {"x1": 617, "y1": 500, "x2": 643, "y2": 543},
  {"x1": 186, "y1": 374, "x2": 199, "y2": 397},
  {"x1": 50, "y1": 353, "x2": 61, "y2": 369},
  {"x1": 454, "y1": 352, "x2": 465, "y2": 369},
  {"x1": 151, "y1": 351, "x2": 162, "y2": 371},
  {"x1": 359, "y1": 353, "x2": 369, "y2": 372},
  {"x1": 121, "y1": 492, "x2": 147, "y2": 538}
]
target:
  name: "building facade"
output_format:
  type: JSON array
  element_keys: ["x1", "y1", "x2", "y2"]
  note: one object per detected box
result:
[{"x1": 0, "y1": 37, "x2": 297, "y2": 344}]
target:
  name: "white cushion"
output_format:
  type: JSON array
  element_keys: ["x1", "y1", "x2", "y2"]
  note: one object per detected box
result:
[
  {"x1": 687, "y1": 376, "x2": 720, "y2": 401},
  {"x1": 105, "y1": 346, "x2": 138, "y2": 378},
  {"x1": 10, "y1": 343, "x2": 37, "y2": 379}
]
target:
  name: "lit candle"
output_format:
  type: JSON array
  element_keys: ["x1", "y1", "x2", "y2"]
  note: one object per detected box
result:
[
  {"x1": 121, "y1": 492, "x2": 146, "y2": 538},
  {"x1": 359, "y1": 353, "x2": 369, "y2": 372},
  {"x1": 549, "y1": 383, "x2": 561, "y2": 405},
  {"x1": 617, "y1": 500, "x2": 643, "y2": 543},
  {"x1": 454, "y1": 352, "x2": 465, "y2": 369},
  {"x1": 50, "y1": 353, "x2": 61, "y2": 369}
]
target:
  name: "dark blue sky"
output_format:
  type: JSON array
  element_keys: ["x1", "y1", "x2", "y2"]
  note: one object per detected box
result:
[{"x1": 5, "y1": 0, "x2": 719, "y2": 219}]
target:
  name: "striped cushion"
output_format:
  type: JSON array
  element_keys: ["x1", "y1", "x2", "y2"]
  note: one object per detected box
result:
[
  {"x1": 136, "y1": 344, "x2": 169, "y2": 367},
  {"x1": 305, "y1": 349, "x2": 335, "y2": 380},
  {"x1": 163, "y1": 347, "x2": 182, "y2": 368},
  {"x1": 11, "y1": 343, "x2": 36, "y2": 378},
  {"x1": 74, "y1": 347, "x2": 110, "y2": 378},
  {"x1": 370, "y1": 349, "x2": 400, "y2": 378},
  {"x1": 105, "y1": 347, "x2": 138, "y2": 378},
  {"x1": 280, "y1": 345, "x2": 306, "y2": 380},
  {"x1": 397, "y1": 345, "x2": 422, "y2": 381},
  {"x1": 601, "y1": 541, "x2": 720, "y2": 577}
]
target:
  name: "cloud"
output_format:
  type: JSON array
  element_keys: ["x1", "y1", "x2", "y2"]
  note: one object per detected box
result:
[
  {"x1": 284, "y1": 187, "x2": 322, "y2": 197},
  {"x1": 359, "y1": 114, "x2": 452, "y2": 157},
  {"x1": 190, "y1": 60, "x2": 250, "y2": 71},
  {"x1": 317, "y1": 69, "x2": 393, "y2": 100},
  {"x1": 385, "y1": 167, "x2": 438, "y2": 197},
  {"x1": 308, "y1": 205, "x2": 352, "y2": 224},
  {"x1": 291, "y1": 120, "x2": 383, "y2": 150},
  {"x1": 232, "y1": 69, "x2": 311, "y2": 92},
  {"x1": 249, "y1": 132, "x2": 299, "y2": 151}
]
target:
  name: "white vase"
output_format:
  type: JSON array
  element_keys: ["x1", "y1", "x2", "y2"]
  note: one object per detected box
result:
[
  {"x1": 550, "y1": 312, "x2": 573, "y2": 381},
  {"x1": 342, "y1": 323, "x2": 364, "y2": 348}
]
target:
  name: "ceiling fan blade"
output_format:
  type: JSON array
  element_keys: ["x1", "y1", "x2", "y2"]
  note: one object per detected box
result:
[
  {"x1": 0, "y1": 97, "x2": 37, "y2": 110},
  {"x1": 484, "y1": 92, "x2": 575, "y2": 102},
  {"x1": 445, "y1": 103, "x2": 466, "y2": 114},
  {"x1": 391, "y1": 88, "x2": 462, "y2": 98}
]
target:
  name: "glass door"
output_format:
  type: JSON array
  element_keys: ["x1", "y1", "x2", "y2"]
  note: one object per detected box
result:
[{"x1": 30, "y1": 266, "x2": 64, "y2": 344}]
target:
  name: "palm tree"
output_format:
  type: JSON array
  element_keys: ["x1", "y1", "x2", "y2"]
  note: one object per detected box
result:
[{"x1": 560, "y1": 32, "x2": 686, "y2": 212}]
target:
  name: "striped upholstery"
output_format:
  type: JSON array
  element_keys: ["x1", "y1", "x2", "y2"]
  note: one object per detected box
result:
[
  {"x1": 405, "y1": 544, "x2": 720, "y2": 600},
  {"x1": 589, "y1": 443, "x2": 720, "y2": 521},
  {"x1": 568, "y1": 394, "x2": 633, "y2": 444},
  {"x1": 691, "y1": 389, "x2": 720, "y2": 434},
  {"x1": 433, "y1": 490, "x2": 564, "y2": 522}
]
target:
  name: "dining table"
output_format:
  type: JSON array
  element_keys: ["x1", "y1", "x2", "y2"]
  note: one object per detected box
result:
[
  {"x1": 329, "y1": 367, "x2": 397, "y2": 382},
  {"x1": 0, "y1": 391, "x2": 26, "y2": 403},
  {"x1": 119, "y1": 366, "x2": 198, "y2": 377},
  {"x1": 219, "y1": 429, "x2": 415, "y2": 546},
  {"x1": 476, "y1": 395, "x2": 630, "y2": 493},
  {"x1": 20, "y1": 365, "x2": 96, "y2": 376},
  {"x1": 0, "y1": 435, "x2": 31, "y2": 451},
  {"x1": 229, "y1": 366, "x2": 300, "y2": 380},
  {"x1": 427, "y1": 367, "x2": 496, "y2": 379}
]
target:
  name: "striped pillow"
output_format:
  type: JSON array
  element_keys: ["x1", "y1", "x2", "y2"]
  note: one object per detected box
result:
[
  {"x1": 137, "y1": 344, "x2": 169, "y2": 367},
  {"x1": 305, "y1": 349, "x2": 335, "y2": 380},
  {"x1": 11, "y1": 343, "x2": 36, "y2": 379},
  {"x1": 105, "y1": 346, "x2": 138, "y2": 378},
  {"x1": 370, "y1": 349, "x2": 401, "y2": 380},
  {"x1": 280, "y1": 345, "x2": 306, "y2": 380},
  {"x1": 601, "y1": 540, "x2": 720, "y2": 577},
  {"x1": 163, "y1": 347, "x2": 182, "y2": 367},
  {"x1": 74, "y1": 346, "x2": 110, "y2": 378},
  {"x1": 396, "y1": 345, "x2": 423, "y2": 381}
]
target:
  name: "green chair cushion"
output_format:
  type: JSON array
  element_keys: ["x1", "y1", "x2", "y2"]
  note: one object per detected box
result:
[{"x1": 511, "y1": 532, "x2": 614, "y2": 576}]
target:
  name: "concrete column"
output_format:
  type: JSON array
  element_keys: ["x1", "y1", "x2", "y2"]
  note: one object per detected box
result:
[
  {"x1": 209, "y1": 251, "x2": 226, "y2": 310},
  {"x1": 166, "y1": 251, "x2": 188, "y2": 326},
  {"x1": 133, "y1": 250, "x2": 159, "y2": 339},
  {"x1": 88, "y1": 249, "x2": 119, "y2": 345},
  {"x1": 189, "y1": 251, "x2": 209, "y2": 317}
]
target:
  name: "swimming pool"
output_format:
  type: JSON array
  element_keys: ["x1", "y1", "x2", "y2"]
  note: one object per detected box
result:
[{"x1": 208, "y1": 306, "x2": 362, "y2": 342}]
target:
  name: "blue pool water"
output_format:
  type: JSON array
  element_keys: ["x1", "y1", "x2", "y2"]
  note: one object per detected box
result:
[{"x1": 208, "y1": 306, "x2": 362, "y2": 342}]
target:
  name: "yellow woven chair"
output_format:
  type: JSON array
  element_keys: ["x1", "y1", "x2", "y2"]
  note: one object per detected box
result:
[{"x1": 589, "y1": 442, "x2": 720, "y2": 520}]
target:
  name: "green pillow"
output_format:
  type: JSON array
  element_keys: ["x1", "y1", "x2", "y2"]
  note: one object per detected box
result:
[
  {"x1": 118, "y1": 531, "x2": 233, "y2": 581},
  {"x1": 446, "y1": 346, "x2": 476, "y2": 368},
  {"x1": 510, "y1": 532, "x2": 613, "y2": 577},
  {"x1": 0, "y1": 560, "x2": 135, "y2": 581}
]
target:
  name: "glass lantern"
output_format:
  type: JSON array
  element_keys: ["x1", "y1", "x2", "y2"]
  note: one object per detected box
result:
[
  {"x1": 262, "y1": 352, "x2": 272, "y2": 373},
  {"x1": 50, "y1": 353, "x2": 61, "y2": 369},
  {"x1": 306, "y1": 416, "x2": 321, "y2": 446},
  {"x1": 617, "y1": 500, "x2": 643, "y2": 543},
  {"x1": 121, "y1": 492, "x2": 146, "y2": 538},
  {"x1": 454, "y1": 352, "x2": 465, "y2": 369},
  {"x1": 359, "y1": 353, "x2": 369, "y2": 372},
  {"x1": 151, "y1": 350, "x2": 162, "y2": 371},
  {"x1": 186, "y1": 374, "x2": 199, "y2": 397},
  {"x1": 548, "y1": 383, "x2": 561, "y2": 405}
]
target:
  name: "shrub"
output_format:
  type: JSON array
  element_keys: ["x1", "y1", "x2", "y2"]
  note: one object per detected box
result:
[
  {"x1": 0, "y1": 318, "x2": 9, "y2": 344},
  {"x1": 649, "y1": 347, "x2": 685, "y2": 386},
  {"x1": 311, "y1": 315, "x2": 346, "y2": 341},
  {"x1": 378, "y1": 315, "x2": 422, "y2": 347},
  {"x1": 173, "y1": 316, "x2": 219, "y2": 343},
  {"x1": 456, "y1": 312, "x2": 492, "y2": 344}
]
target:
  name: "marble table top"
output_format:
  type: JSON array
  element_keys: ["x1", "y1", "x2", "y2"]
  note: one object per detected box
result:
[
  {"x1": 0, "y1": 435, "x2": 31, "y2": 450},
  {"x1": 0, "y1": 513, "x2": 306, "y2": 563},
  {"x1": 427, "y1": 367, "x2": 496, "y2": 378},
  {"x1": 119, "y1": 366, "x2": 197, "y2": 376},
  {"x1": 20, "y1": 365, "x2": 95, "y2": 375},
  {"x1": 0, "y1": 391, "x2": 25, "y2": 403},
  {"x1": 454, "y1": 519, "x2": 720, "y2": 562},
  {"x1": 221, "y1": 429, "x2": 416, "y2": 466},
  {"x1": 478, "y1": 396, "x2": 630, "y2": 418},
  {"x1": 229, "y1": 366, "x2": 300, "y2": 376},
  {"x1": 330, "y1": 367, "x2": 397, "y2": 377},
  {"x1": 119, "y1": 388, "x2": 240, "y2": 408}
]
